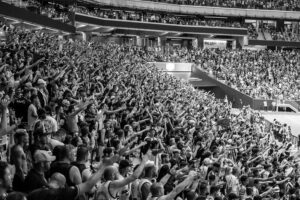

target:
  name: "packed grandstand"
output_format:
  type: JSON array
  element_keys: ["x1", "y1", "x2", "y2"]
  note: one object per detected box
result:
[{"x1": 0, "y1": 0, "x2": 300, "y2": 200}]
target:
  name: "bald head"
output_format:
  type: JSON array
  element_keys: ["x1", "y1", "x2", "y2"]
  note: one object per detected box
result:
[
  {"x1": 150, "y1": 182, "x2": 164, "y2": 197},
  {"x1": 49, "y1": 173, "x2": 66, "y2": 188}
]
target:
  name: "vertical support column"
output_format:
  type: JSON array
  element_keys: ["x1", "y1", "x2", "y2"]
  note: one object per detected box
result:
[
  {"x1": 136, "y1": 36, "x2": 142, "y2": 47},
  {"x1": 81, "y1": 32, "x2": 92, "y2": 42},
  {"x1": 159, "y1": 37, "x2": 167, "y2": 53},
  {"x1": 243, "y1": 36, "x2": 248, "y2": 46},
  {"x1": 198, "y1": 37, "x2": 204, "y2": 49},
  {"x1": 182, "y1": 39, "x2": 188, "y2": 48},
  {"x1": 232, "y1": 40, "x2": 236, "y2": 49},
  {"x1": 145, "y1": 37, "x2": 150, "y2": 47},
  {"x1": 192, "y1": 38, "x2": 198, "y2": 49},
  {"x1": 276, "y1": 19, "x2": 284, "y2": 32},
  {"x1": 157, "y1": 37, "x2": 161, "y2": 47},
  {"x1": 81, "y1": 32, "x2": 87, "y2": 41}
]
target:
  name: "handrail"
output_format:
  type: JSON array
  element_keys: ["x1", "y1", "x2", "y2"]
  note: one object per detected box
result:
[{"x1": 263, "y1": 116, "x2": 298, "y2": 147}]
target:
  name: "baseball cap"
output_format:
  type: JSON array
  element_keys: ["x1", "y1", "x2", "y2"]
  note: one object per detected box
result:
[
  {"x1": 62, "y1": 99, "x2": 70, "y2": 107},
  {"x1": 24, "y1": 82, "x2": 33, "y2": 89},
  {"x1": 37, "y1": 79, "x2": 47, "y2": 85},
  {"x1": 34, "y1": 150, "x2": 56, "y2": 163}
]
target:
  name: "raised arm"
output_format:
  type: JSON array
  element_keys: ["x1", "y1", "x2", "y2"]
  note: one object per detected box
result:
[
  {"x1": 69, "y1": 101, "x2": 92, "y2": 117},
  {"x1": 110, "y1": 150, "x2": 150, "y2": 189},
  {"x1": 104, "y1": 104, "x2": 127, "y2": 115},
  {"x1": 162, "y1": 172, "x2": 196, "y2": 200},
  {"x1": 122, "y1": 142, "x2": 147, "y2": 156},
  {"x1": 77, "y1": 162, "x2": 106, "y2": 195},
  {"x1": 0, "y1": 99, "x2": 10, "y2": 136},
  {"x1": 123, "y1": 127, "x2": 150, "y2": 145}
]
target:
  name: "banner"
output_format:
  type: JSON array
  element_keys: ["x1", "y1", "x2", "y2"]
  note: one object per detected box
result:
[{"x1": 204, "y1": 39, "x2": 227, "y2": 49}]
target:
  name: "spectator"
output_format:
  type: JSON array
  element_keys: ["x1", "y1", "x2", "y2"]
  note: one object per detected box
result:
[
  {"x1": 0, "y1": 22, "x2": 298, "y2": 200},
  {"x1": 24, "y1": 150, "x2": 55, "y2": 193},
  {"x1": 10, "y1": 129, "x2": 29, "y2": 192},
  {"x1": 49, "y1": 145, "x2": 82, "y2": 187}
]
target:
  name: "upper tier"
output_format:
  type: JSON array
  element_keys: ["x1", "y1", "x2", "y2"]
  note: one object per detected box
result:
[{"x1": 89, "y1": 0, "x2": 300, "y2": 20}]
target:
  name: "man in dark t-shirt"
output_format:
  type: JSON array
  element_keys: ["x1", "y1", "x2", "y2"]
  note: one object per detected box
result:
[
  {"x1": 28, "y1": 161, "x2": 107, "y2": 200},
  {"x1": 24, "y1": 150, "x2": 55, "y2": 193},
  {"x1": 28, "y1": 186, "x2": 79, "y2": 200},
  {"x1": 11, "y1": 88, "x2": 31, "y2": 123},
  {"x1": 27, "y1": 172, "x2": 78, "y2": 200}
]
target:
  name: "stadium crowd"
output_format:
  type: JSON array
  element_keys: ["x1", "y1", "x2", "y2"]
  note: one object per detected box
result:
[
  {"x1": 74, "y1": 7, "x2": 300, "y2": 42},
  {"x1": 1, "y1": 0, "x2": 73, "y2": 24},
  {"x1": 145, "y1": 0, "x2": 300, "y2": 11},
  {"x1": 0, "y1": 19, "x2": 299, "y2": 200},
  {"x1": 158, "y1": 48, "x2": 300, "y2": 100},
  {"x1": 6, "y1": 0, "x2": 300, "y2": 42},
  {"x1": 75, "y1": 7, "x2": 244, "y2": 28}
]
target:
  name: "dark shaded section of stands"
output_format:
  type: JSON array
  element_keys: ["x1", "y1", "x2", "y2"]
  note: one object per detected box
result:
[
  {"x1": 75, "y1": 13, "x2": 248, "y2": 36},
  {"x1": 249, "y1": 39, "x2": 300, "y2": 48},
  {"x1": 0, "y1": 1, "x2": 75, "y2": 33}
]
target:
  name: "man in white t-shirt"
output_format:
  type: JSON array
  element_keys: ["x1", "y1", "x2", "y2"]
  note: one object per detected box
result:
[
  {"x1": 272, "y1": 101, "x2": 276, "y2": 111},
  {"x1": 225, "y1": 167, "x2": 240, "y2": 195}
]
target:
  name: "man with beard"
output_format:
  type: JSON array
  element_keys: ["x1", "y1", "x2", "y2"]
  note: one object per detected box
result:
[
  {"x1": 10, "y1": 129, "x2": 29, "y2": 192},
  {"x1": 24, "y1": 150, "x2": 55, "y2": 193},
  {"x1": 0, "y1": 161, "x2": 13, "y2": 200}
]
